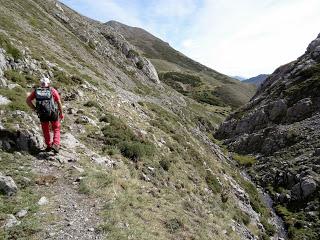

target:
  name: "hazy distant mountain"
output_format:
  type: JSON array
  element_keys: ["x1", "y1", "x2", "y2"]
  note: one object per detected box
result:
[
  {"x1": 232, "y1": 76, "x2": 246, "y2": 81},
  {"x1": 242, "y1": 74, "x2": 269, "y2": 86}
]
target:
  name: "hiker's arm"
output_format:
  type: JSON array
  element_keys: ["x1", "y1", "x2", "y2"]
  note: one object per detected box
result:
[
  {"x1": 26, "y1": 92, "x2": 36, "y2": 111},
  {"x1": 57, "y1": 99, "x2": 64, "y2": 119}
]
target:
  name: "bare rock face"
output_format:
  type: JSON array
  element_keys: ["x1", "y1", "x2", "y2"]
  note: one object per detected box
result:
[
  {"x1": 216, "y1": 33, "x2": 320, "y2": 234},
  {"x1": 0, "y1": 49, "x2": 7, "y2": 77},
  {"x1": 0, "y1": 95, "x2": 11, "y2": 105},
  {"x1": 1, "y1": 214, "x2": 21, "y2": 229},
  {"x1": 0, "y1": 128, "x2": 43, "y2": 153},
  {"x1": 0, "y1": 172, "x2": 18, "y2": 196},
  {"x1": 291, "y1": 177, "x2": 318, "y2": 201},
  {"x1": 46, "y1": 1, "x2": 159, "y2": 84}
]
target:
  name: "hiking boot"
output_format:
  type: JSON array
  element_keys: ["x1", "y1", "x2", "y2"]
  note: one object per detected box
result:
[
  {"x1": 51, "y1": 144, "x2": 60, "y2": 154},
  {"x1": 45, "y1": 146, "x2": 52, "y2": 152}
]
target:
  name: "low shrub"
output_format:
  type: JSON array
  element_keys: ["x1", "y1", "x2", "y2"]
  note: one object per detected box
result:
[
  {"x1": 241, "y1": 179, "x2": 269, "y2": 218},
  {"x1": 101, "y1": 113, "x2": 156, "y2": 161},
  {"x1": 205, "y1": 171, "x2": 222, "y2": 194},
  {"x1": 233, "y1": 209, "x2": 251, "y2": 225},
  {"x1": 159, "y1": 159, "x2": 170, "y2": 171},
  {"x1": 159, "y1": 71, "x2": 202, "y2": 87},
  {"x1": 0, "y1": 33, "x2": 22, "y2": 60},
  {"x1": 233, "y1": 153, "x2": 256, "y2": 167},
  {"x1": 53, "y1": 70, "x2": 84, "y2": 86},
  {"x1": 103, "y1": 145, "x2": 120, "y2": 156},
  {"x1": 193, "y1": 90, "x2": 226, "y2": 107},
  {"x1": 119, "y1": 141, "x2": 154, "y2": 161},
  {"x1": 0, "y1": 87, "x2": 29, "y2": 111},
  {"x1": 84, "y1": 100, "x2": 101, "y2": 110},
  {"x1": 260, "y1": 218, "x2": 276, "y2": 236},
  {"x1": 4, "y1": 70, "x2": 26, "y2": 87},
  {"x1": 165, "y1": 218, "x2": 183, "y2": 233}
]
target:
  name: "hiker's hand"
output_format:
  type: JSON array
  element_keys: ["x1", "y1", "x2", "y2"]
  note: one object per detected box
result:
[{"x1": 60, "y1": 114, "x2": 64, "y2": 120}]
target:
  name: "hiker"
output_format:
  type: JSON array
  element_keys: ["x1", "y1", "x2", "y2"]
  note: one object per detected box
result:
[{"x1": 26, "y1": 77, "x2": 64, "y2": 153}]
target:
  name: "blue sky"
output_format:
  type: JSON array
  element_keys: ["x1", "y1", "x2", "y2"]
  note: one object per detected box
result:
[{"x1": 61, "y1": 0, "x2": 320, "y2": 78}]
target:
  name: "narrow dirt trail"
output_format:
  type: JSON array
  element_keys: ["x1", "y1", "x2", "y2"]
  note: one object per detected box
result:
[{"x1": 31, "y1": 134, "x2": 105, "y2": 240}]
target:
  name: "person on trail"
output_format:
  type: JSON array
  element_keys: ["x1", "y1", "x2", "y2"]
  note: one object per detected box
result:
[{"x1": 26, "y1": 77, "x2": 64, "y2": 153}]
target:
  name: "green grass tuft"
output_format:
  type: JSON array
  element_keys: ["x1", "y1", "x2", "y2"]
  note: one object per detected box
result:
[
  {"x1": 100, "y1": 113, "x2": 156, "y2": 161},
  {"x1": 165, "y1": 218, "x2": 183, "y2": 233},
  {"x1": 0, "y1": 87, "x2": 29, "y2": 112},
  {"x1": 205, "y1": 171, "x2": 222, "y2": 194},
  {"x1": 4, "y1": 70, "x2": 27, "y2": 87},
  {"x1": 119, "y1": 141, "x2": 155, "y2": 161},
  {"x1": 84, "y1": 100, "x2": 101, "y2": 110},
  {"x1": 0, "y1": 33, "x2": 22, "y2": 60},
  {"x1": 233, "y1": 153, "x2": 256, "y2": 167}
]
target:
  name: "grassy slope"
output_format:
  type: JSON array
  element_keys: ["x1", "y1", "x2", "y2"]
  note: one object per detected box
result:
[
  {"x1": 106, "y1": 20, "x2": 256, "y2": 109},
  {"x1": 0, "y1": 1, "x2": 272, "y2": 239}
]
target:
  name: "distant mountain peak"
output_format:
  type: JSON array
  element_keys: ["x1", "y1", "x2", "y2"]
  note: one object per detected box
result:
[{"x1": 242, "y1": 74, "x2": 269, "y2": 86}]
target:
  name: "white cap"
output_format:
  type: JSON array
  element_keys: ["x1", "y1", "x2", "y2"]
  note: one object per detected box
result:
[{"x1": 40, "y1": 77, "x2": 50, "y2": 87}]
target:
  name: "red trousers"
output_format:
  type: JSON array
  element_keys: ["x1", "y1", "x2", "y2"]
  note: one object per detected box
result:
[{"x1": 41, "y1": 121, "x2": 61, "y2": 147}]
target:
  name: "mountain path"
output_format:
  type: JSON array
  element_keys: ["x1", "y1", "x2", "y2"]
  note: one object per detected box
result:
[{"x1": 31, "y1": 134, "x2": 104, "y2": 240}]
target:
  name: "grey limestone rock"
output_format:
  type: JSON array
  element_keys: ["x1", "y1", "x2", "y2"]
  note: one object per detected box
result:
[
  {"x1": 286, "y1": 98, "x2": 313, "y2": 122},
  {"x1": 0, "y1": 95, "x2": 11, "y2": 105},
  {"x1": 268, "y1": 99, "x2": 287, "y2": 121},
  {"x1": 291, "y1": 177, "x2": 317, "y2": 200},
  {"x1": 38, "y1": 196, "x2": 49, "y2": 206},
  {"x1": 2, "y1": 214, "x2": 21, "y2": 229},
  {"x1": 0, "y1": 173, "x2": 18, "y2": 196},
  {"x1": 16, "y1": 209, "x2": 28, "y2": 218}
]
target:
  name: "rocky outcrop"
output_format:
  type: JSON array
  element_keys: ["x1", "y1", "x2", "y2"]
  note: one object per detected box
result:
[
  {"x1": 0, "y1": 172, "x2": 18, "y2": 196},
  {"x1": 0, "y1": 127, "x2": 43, "y2": 153},
  {"x1": 216, "y1": 33, "x2": 320, "y2": 237},
  {"x1": 47, "y1": 1, "x2": 159, "y2": 84}
]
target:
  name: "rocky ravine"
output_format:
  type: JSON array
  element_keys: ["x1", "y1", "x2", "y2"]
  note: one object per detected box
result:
[{"x1": 216, "y1": 33, "x2": 320, "y2": 239}]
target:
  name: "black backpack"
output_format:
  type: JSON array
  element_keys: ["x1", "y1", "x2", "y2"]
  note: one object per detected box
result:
[{"x1": 35, "y1": 87, "x2": 58, "y2": 121}]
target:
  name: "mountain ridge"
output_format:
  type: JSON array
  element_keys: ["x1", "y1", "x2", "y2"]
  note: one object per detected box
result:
[
  {"x1": 105, "y1": 20, "x2": 256, "y2": 109},
  {"x1": 242, "y1": 74, "x2": 269, "y2": 86}
]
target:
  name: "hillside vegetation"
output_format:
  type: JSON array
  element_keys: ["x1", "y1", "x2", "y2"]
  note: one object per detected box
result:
[
  {"x1": 106, "y1": 20, "x2": 256, "y2": 109},
  {"x1": 0, "y1": 0, "x2": 279, "y2": 239}
]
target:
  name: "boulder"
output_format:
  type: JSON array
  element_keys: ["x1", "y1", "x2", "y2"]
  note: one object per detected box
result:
[
  {"x1": 140, "y1": 58, "x2": 160, "y2": 83},
  {"x1": 286, "y1": 98, "x2": 313, "y2": 122},
  {"x1": 0, "y1": 173, "x2": 18, "y2": 196},
  {"x1": 0, "y1": 95, "x2": 11, "y2": 105},
  {"x1": 0, "y1": 77, "x2": 7, "y2": 87},
  {"x1": 313, "y1": 148, "x2": 320, "y2": 156},
  {"x1": 268, "y1": 99, "x2": 287, "y2": 121},
  {"x1": 291, "y1": 183, "x2": 302, "y2": 200},
  {"x1": 301, "y1": 177, "x2": 317, "y2": 198},
  {"x1": 307, "y1": 37, "x2": 320, "y2": 53},
  {"x1": 38, "y1": 196, "x2": 49, "y2": 206},
  {"x1": 75, "y1": 116, "x2": 96, "y2": 125},
  {"x1": 1, "y1": 214, "x2": 21, "y2": 229},
  {"x1": 311, "y1": 45, "x2": 320, "y2": 62},
  {"x1": 0, "y1": 49, "x2": 7, "y2": 75},
  {"x1": 16, "y1": 209, "x2": 28, "y2": 218},
  {"x1": 291, "y1": 177, "x2": 317, "y2": 200},
  {"x1": 55, "y1": 12, "x2": 69, "y2": 23}
]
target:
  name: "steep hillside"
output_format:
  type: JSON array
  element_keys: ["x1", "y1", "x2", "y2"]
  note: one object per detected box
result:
[
  {"x1": 243, "y1": 74, "x2": 269, "y2": 86},
  {"x1": 106, "y1": 21, "x2": 256, "y2": 109},
  {"x1": 216, "y1": 33, "x2": 320, "y2": 240},
  {"x1": 0, "y1": 0, "x2": 282, "y2": 239}
]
